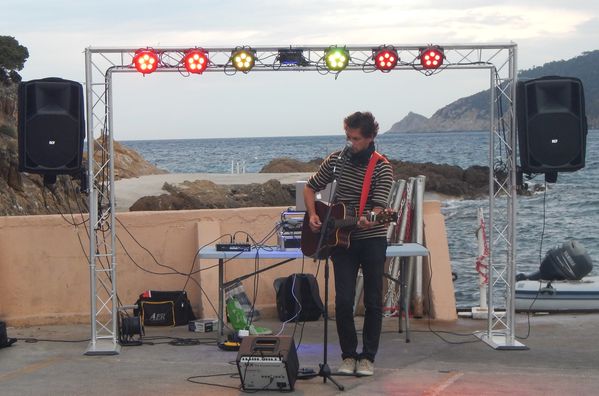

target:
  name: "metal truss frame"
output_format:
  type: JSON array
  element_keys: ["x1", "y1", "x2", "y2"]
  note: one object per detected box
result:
[{"x1": 83, "y1": 43, "x2": 523, "y2": 354}]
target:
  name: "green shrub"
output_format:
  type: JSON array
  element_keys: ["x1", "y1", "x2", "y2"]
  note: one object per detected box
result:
[{"x1": 0, "y1": 124, "x2": 17, "y2": 138}]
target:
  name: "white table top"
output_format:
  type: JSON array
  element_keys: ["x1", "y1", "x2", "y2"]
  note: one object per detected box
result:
[{"x1": 198, "y1": 243, "x2": 428, "y2": 260}]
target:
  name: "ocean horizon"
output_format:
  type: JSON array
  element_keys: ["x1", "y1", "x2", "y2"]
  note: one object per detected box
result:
[{"x1": 122, "y1": 130, "x2": 599, "y2": 308}]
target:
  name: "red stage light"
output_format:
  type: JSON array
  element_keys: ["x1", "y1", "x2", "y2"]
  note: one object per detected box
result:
[
  {"x1": 420, "y1": 47, "x2": 444, "y2": 69},
  {"x1": 374, "y1": 48, "x2": 398, "y2": 71},
  {"x1": 183, "y1": 49, "x2": 209, "y2": 74},
  {"x1": 133, "y1": 50, "x2": 159, "y2": 74}
]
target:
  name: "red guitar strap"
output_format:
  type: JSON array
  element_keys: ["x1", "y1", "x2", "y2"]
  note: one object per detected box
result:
[{"x1": 358, "y1": 151, "x2": 388, "y2": 217}]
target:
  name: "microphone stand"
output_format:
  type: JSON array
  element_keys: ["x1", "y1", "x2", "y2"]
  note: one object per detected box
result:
[{"x1": 312, "y1": 149, "x2": 350, "y2": 391}]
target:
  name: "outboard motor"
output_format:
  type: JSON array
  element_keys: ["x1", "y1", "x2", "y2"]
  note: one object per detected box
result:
[{"x1": 516, "y1": 240, "x2": 593, "y2": 281}]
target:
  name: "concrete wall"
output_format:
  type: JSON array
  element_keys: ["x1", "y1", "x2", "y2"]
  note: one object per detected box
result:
[{"x1": 0, "y1": 203, "x2": 456, "y2": 326}]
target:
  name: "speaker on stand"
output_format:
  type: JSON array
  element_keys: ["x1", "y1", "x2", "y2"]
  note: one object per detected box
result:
[
  {"x1": 516, "y1": 76, "x2": 588, "y2": 183},
  {"x1": 18, "y1": 77, "x2": 85, "y2": 185}
]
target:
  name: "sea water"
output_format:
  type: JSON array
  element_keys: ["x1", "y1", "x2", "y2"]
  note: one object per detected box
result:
[{"x1": 123, "y1": 130, "x2": 599, "y2": 308}]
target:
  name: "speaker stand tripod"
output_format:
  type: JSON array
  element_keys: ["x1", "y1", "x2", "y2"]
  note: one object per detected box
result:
[
  {"x1": 316, "y1": 253, "x2": 344, "y2": 391},
  {"x1": 311, "y1": 151, "x2": 350, "y2": 391}
]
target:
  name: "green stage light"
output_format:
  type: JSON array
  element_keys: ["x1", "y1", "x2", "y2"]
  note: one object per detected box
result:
[{"x1": 324, "y1": 46, "x2": 349, "y2": 72}]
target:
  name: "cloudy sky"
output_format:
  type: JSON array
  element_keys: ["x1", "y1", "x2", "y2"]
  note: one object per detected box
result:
[{"x1": 2, "y1": 1, "x2": 598, "y2": 140}]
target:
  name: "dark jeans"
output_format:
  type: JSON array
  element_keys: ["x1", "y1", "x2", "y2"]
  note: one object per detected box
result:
[{"x1": 331, "y1": 237, "x2": 387, "y2": 362}]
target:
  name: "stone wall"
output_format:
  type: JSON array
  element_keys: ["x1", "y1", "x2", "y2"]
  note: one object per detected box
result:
[{"x1": 0, "y1": 203, "x2": 456, "y2": 326}]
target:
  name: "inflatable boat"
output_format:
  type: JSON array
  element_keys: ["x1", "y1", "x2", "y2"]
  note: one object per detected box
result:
[
  {"x1": 515, "y1": 276, "x2": 599, "y2": 312},
  {"x1": 515, "y1": 240, "x2": 597, "y2": 311}
]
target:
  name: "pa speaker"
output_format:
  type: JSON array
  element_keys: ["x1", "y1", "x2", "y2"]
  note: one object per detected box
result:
[
  {"x1": 236, "y1": 336, "x2": 299, "y2": 391},
  {"x1": 517, "y1": 76, "x2": 587, "y2": 174},
  {"x1": 18, "y1": 77, "x2": 85, "y2": 175}
]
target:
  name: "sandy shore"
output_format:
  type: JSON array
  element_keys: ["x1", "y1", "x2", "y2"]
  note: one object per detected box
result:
[{"x1": 114, "y1": 172, "x2": 315, "y2": 211}]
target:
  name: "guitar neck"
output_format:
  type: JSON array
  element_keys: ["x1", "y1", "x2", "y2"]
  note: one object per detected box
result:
[{"x1": 333, "y1": 212, "x2": 381, "y2": 228}]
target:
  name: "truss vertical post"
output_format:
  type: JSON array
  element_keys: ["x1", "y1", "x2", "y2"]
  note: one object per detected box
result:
[
  {"x1": 84, "y1": 49, "x2": 120, "y2": 355},
  {"x1": 476, "y1": 45, "x2": 526, "y2": 349}
]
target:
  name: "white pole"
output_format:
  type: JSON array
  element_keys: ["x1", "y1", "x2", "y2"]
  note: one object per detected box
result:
[
  {"x1": 382, "y1": 180, "x2": 407, "y2": 316},
  {"x1": 472, "y1": 207, "x2": 489, "y2": 319},
  {"x1": 412, "y1": 175, "x2": 426, "y2": 317}
]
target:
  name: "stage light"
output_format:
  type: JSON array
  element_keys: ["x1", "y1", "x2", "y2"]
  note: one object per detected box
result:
[
  {"x1": 183, "y1": 49, "x2": 208, "y2": 74},
  {"x1": 133, "y1": 49, "x2": 159, "y2": 75},
  {"x1": 277, "y1": 48, "x2": 306, "y2": 66},
  {"x1": 373, "y1": 47, "x2": 398, "y2": 72},
  {"x1": 419, "y1": 46, "x2": 444, "y2": 70},
  {"x1": 324, "y1": 46, "x2": 349, "y2": 72},
  {"x1": 231, "y1": 48, "x2": 255, "y2": 72}
]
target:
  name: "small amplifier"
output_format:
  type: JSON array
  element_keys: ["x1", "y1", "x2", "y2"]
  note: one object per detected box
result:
[
  {"x1": 280, "y1": 210, "x2": 304, "y2": 232},
  {"x1": 236, "y1": 336, "x2": 299, "y2": 391},
  {"x1": 277, "y1": 231, "x2": 301, "y2": 250},
  {"x1": 216, "y1": 243, "x2": 252, "y2": 252}
]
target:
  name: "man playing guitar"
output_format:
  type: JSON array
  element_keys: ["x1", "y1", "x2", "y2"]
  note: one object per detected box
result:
[{"x1": 303, "y1": 111, "x2": 393, "y2": 377}]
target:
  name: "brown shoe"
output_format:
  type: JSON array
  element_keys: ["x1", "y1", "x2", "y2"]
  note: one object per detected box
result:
[
  {"x1": 337, "y1": 358, "x2": 356, "y2": 374},
  {"x1": 356, "y1": 358, "x2": 374, "y2": 376}
]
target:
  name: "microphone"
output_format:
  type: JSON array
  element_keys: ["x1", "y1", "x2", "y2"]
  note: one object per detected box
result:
[
  {"x1": 340, "y1": 141, "x2": 353, "y2": 158},
  {"x1": 334, "y1": 141, "x2": 353, "y2": 174}
]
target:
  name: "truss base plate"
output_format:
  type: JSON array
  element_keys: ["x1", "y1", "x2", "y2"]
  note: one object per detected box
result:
[
  {"x1": 475, "y1": 331, "x2": 528, "y2": 350},
  {"x1": 85, "y1": 339, "x2": 121, "y2": 356}
]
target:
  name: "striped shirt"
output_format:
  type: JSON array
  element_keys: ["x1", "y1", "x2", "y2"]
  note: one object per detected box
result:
[{"x1": 307, "y1": 150, "x2": 394, "y2": 240}]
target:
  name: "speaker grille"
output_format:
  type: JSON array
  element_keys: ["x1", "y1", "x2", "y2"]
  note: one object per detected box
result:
[
  {"x1": 517, "y1": 76, "x2": 587, "y2": 173},
  {"x1": 26, "y1": 114, "x2": 80, "y2": 168},
  {"x1": 18, "y1": 78, "x2": 85, "y2": 175},
  {"x1": 527, "y1": 113, "x2": 582, "y2": 167}
]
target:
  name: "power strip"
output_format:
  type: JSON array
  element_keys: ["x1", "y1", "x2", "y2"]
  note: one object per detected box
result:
[{"x1": 216, "y1": 243, "x2": 252, "y2": 252}]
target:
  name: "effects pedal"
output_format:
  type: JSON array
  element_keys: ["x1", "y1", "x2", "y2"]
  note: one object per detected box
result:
[{"x1": 216, "y1": 243, "x2": 252, "y2": 252}]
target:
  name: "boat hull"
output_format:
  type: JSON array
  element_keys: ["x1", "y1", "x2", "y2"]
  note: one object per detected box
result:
[{"x1": 515, "y1": 276, "x2": 599, "y2": 312}]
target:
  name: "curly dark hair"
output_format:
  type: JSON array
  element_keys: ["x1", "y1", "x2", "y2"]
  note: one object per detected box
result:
[{"x1": 343, "y1": 111, "x2": 379, "y2": 138}]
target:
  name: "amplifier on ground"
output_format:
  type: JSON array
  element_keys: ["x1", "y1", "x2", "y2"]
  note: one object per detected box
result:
[{"x1": 236, "y1": 335, "x2": 299, "y2": 391}]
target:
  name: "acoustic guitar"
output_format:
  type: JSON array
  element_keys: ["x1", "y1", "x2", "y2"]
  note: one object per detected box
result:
[{"x1": 300, "y1": 201, "x2": 398, "y2": 258}]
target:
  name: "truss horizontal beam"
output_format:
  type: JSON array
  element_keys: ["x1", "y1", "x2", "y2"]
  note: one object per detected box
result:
[{"x1": 85, "y1": 44, "x2": 516, "y2": 75}]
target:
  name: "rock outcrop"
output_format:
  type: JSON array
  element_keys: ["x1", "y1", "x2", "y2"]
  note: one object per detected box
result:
[
  {"x1": 90, "y1": 138, "x2": 168, "y2": 180},
  {"x1": 259, "y1": 157, "x2": 322, "y2": 173},
  {"x1": 130, "y1": 179, "x2": 295, "y2": 211},
  {"x1": 128, "y1": 158, "x2": 500, "y2": 211},
  {"x1": 389, "y1": 160, "x2": 492, "y2": 198}
]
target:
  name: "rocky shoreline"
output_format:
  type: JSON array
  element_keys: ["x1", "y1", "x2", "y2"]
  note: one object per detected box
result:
[{"x1": 127, "y1": 157, "x2": 497, "y2": 212}]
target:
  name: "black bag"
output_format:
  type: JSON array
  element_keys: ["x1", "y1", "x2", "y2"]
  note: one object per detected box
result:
[
  {"x1": 134, "y1": 290, "x2": 196, "y2": 326},
  {"x1": 1, "y1": 321, "x2": 17, "y2": 348},
  {"x1": 275, "y1": 274, "x2": 324, "y2": 322}
]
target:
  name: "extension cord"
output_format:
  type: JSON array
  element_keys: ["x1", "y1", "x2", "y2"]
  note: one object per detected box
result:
[
  {"x1": 218, "y1": 341, "x2": 240, "y2": 351},
  {"x1": 216, "y1": 243, "x2": 251, "y2": 252}
]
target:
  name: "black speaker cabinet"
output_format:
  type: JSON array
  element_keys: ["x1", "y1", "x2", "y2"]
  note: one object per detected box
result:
[
  {"x1": 517, "y1": 76, "x2": 587, "y2": 174},
  {"x1": 18, "y1": 77, "x2": 85, "y2": 175},
  {"x1": 236, "y1": 336, "x2": 299, "y2": 391}
]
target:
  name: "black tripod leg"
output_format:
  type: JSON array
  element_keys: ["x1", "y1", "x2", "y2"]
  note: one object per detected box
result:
[
  {"x1": 316, "y1": 258, "x2": 344, "y2": 391},
  {"x1": 319, "y1": 363, "x2": 345, "y2": 391}
]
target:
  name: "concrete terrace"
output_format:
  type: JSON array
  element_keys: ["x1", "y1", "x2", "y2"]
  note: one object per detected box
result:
[{"x1": 2, "y1": 313, "x2": 598, "y2": 395}]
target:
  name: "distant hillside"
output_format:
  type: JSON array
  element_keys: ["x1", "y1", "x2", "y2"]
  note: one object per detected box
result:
[{"x1": 387, "y1": 50, "x2": 599, "y2": 133}]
